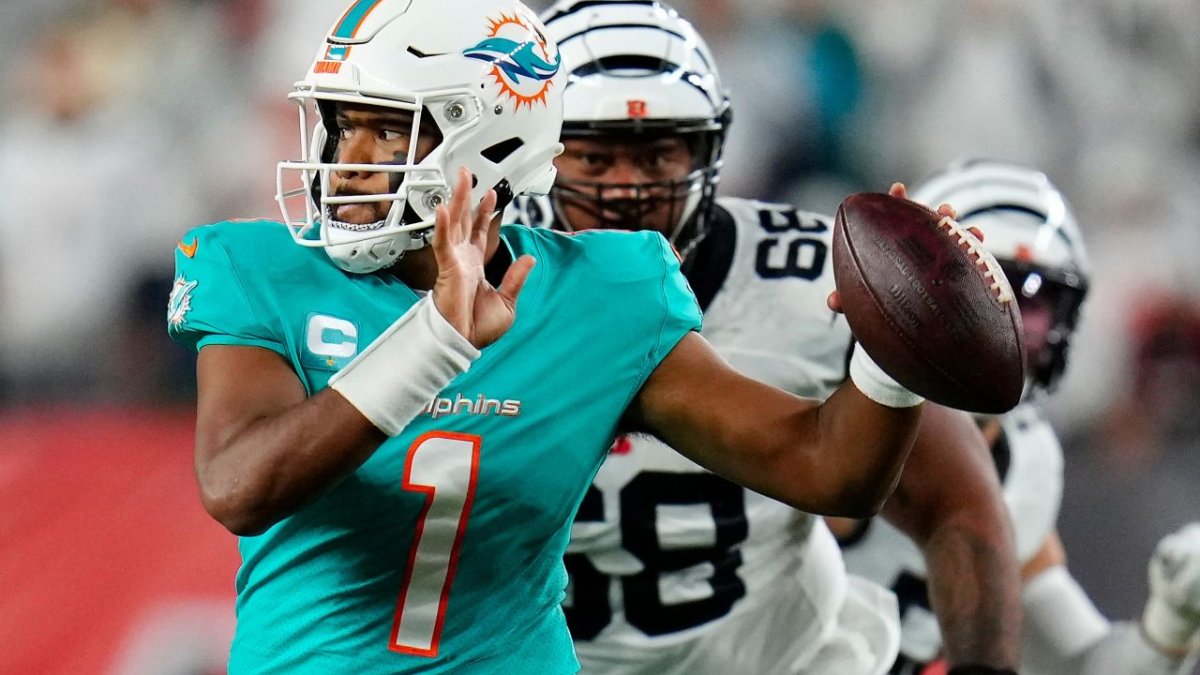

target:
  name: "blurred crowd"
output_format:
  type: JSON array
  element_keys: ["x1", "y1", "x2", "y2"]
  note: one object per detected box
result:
[{"x1": 1, "y1": 0, "x2": 1199, "y2": 617}]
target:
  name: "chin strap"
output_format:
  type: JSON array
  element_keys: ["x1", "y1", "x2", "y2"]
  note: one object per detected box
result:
[{"x1": 323, "y1": 213, "x2": 433, "y2": 274}]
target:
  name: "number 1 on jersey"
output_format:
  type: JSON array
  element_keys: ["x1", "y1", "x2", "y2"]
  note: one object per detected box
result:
[{"x1": 390, "y1": 432, "x2": 481, "y2": 656}]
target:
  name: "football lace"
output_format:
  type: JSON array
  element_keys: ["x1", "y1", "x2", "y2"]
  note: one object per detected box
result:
[{"x1": 937, "y1": 215, "x2": 1014, "y2": 304}]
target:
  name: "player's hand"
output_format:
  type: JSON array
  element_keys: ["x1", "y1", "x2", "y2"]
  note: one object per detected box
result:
[
  {"x1": 432, "y1": 166, "x2": 536, "y2": 349},
  {"x1": 825, "y1": 182, "x2": 977, "y2": 313},
  {"x1": 1143, "y1": 522, "x2": 1200, "y2": 655},
  {"x1": 891, "y1": 181, "x2": 984, "y2": 241}
]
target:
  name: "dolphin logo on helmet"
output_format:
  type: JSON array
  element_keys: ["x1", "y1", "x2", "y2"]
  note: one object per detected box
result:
[
  {"x1": 464, "y1": 14, "x2": 562, "y2": 109},
  {"x1": 464, "y1": 38, "x2": 562, "y2": 83}
]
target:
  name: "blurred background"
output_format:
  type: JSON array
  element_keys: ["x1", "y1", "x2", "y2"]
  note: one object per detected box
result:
[{"x1": 1, "y1": 0, "x2": 1197, "y2": 672}]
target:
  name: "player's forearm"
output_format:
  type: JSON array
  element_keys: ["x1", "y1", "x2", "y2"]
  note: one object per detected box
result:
[
  {"x1": 810, "y1": 383, "x2": 923, "y2": 516},
  {"x1": 197, "y1": 295, "x2": 479, "y2": 535},
  {"x1": 197, "y1": 389, "x2": 385, "y2": 536},
  {"x1": 703, "y1": 383, "x2": 922, "y2": 517},
  {"x1": 640, "y1": 380, "x2": 917, "y2": 517},
  {"x1": 886, "y1": 404, "x2": 1022, "y2": 669},
  {"x1": 633, "y1": 335, "x2": 921, "y2": 517},
  {"x1": 922, "y1": 515, "x2": 1022, "y2": 668},
  {"x1": 688, "y1": 382, "x2": 919, "y2": 517}
]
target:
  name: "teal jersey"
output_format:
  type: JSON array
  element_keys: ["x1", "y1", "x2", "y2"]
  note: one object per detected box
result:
[{"x1": 168, "y1": 221, "x2": 701, "y2": 674}]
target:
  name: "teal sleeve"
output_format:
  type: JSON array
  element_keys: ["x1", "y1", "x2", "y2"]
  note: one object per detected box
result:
[
  {"x1": 645, "y1": 234, "x2": 703, "y2": 375},
  {"x1": 167, "y1": 225, "x2": 285, "y2": 355}
]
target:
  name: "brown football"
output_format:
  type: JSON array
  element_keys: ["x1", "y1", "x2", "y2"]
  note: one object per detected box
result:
[{"x1": 833, "y1": 192, "x2": 1025, "y2": 414}]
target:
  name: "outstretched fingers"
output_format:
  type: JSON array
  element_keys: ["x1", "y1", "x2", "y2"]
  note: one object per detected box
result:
[
  {"x1": 472, "y1": 188, "x2": 498, "y2": 250},
  {"x1": 883, "y1": 181, "x2": 982, "y2": 243},
  {"x1": 433, "y1": 201, "x2": 453, "y2": 258},
  {"x1": 434, "y1": 168, "x2": 470, "y2": 253},
  {"x1": 498, "y1": 254, "x2": 536, "y2": 307},
  {"x1": 449, "y1": 167, "x2": 473, "y2": 241},
  {"x1": 434, "y1": 166, "x2": 485, "y2": 252},
  {"x1": 890, "y1": 181, "x2": 956, "y2": 217},
  {"x1": 886, "y1": 180, "x2": 980, "y2": 241}
]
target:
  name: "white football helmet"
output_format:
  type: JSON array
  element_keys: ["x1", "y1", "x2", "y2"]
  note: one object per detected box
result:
[
  {"x1": 912, "y1": 159, "x2": 1091, "y2": 391},
  {"x1": 277, "y1": 0, "x2": 566, "y2": 273},
  {"x1": 540, "y1": 0, "x2": 730, "y2": 257}
]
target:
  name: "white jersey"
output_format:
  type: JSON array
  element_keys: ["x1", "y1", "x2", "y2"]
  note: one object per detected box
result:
[
  {"x1": 511, "y1": 196, "x2": 898, "y2": 674},
  {"x1": 838, "y1": 399, "x2": 1066, "y2": 672}
]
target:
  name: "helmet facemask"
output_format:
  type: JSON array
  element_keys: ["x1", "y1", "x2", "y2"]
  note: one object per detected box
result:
[
  {"x1": 278, "y1": 90, "x2": 481, "y2": 274},
  {"x1": 1000, "y1": 260, "x2": 1089, "y2": 392},
  {"x1": 276, "y1": 0, "x2": 567, "y2": 275},
  {"x1": 550, "y1": 120, "x2": 725, "y2": 257},
  {"x1": 542, "y1": 0, "x2": 731, "y2": 261}
]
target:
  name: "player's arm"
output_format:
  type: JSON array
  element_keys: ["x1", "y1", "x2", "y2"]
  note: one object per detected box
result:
[
  {"x1": 194, "y1": 345, "x2": 387, "y2": 536},
  {"x1": 1020, "y1": 527, "x2": 1200, "y2": 675},
  {"x1": 194, "y1": 293, "x2": 486, "y2": 537},
  {"x1": 627, "y1": 331, "x2": 922, "y2": 517},
  {"x1": 880, "y1": 404, "x2": 1021, "y2": 671},
  {"x1": 194, "y1": 170, "x2": 529, "y2": 536}
]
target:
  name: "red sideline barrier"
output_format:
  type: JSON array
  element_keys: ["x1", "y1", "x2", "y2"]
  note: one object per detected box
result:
[{"x1": 0, "y1": 408, "x2": 239, "y2": 675}]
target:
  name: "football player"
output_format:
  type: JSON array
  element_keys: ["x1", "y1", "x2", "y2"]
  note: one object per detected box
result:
[
  {"x1": 838, "y1": 159, "x2": 1200, "y2": 675},
  {"x1": 166, "y1": 0, "x2": 967, "y2": 673},
  {"x1": 510, "y1": 2, "x2": 1021, "y2": 673}
]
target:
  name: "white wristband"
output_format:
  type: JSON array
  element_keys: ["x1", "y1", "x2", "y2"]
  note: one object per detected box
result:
[
  {"x1": 1023, "y1": 565, "x2": 1110, "y2": 659},
  {"x1": 329, "y1": 296, "x2": 480, "y2": 436},
  {"x1": 849, "y1": 344, "x2": 924, "y2": 408}
]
